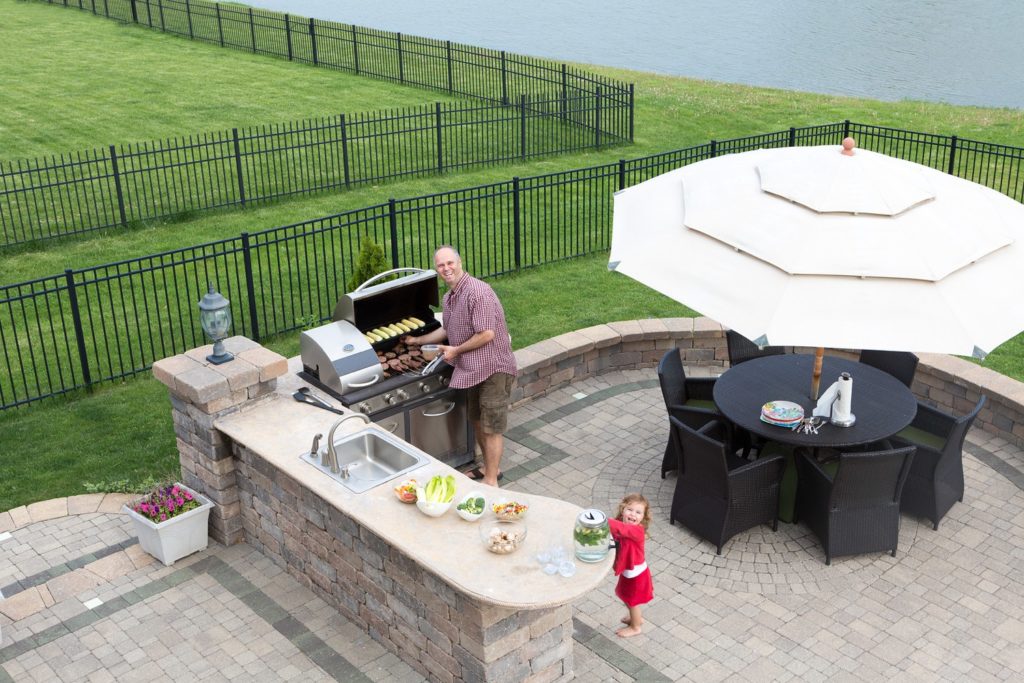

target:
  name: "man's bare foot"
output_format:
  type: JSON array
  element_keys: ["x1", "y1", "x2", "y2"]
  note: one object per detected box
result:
[{"x1": 616, "y1": 624, "x2": 642, "y2": 638}]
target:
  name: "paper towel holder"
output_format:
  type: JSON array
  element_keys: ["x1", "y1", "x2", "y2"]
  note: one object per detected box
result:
[{"x1": 829, "y1": 372, "x2": 856, "y2": 427}]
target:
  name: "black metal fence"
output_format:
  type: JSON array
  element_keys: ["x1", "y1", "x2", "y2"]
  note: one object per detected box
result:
[
  {"x1": 3, "y1": 121, "x2": 1024, "y2": 411},
  {"x1": 3, "y1": 0, "x2": 634, "y2": 246}
]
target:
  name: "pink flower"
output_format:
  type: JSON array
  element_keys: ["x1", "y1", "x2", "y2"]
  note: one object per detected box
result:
[
  {"x1": 160, "y1": 513, "x2": 167, "y2": 521},
  {"x1": 176, "y1": 497, "x2": 185, "y2": 506}
]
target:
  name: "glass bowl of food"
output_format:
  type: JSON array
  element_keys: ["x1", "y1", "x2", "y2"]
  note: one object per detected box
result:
[
  {"x1": 491, "y1": 500, "x2": 528, "y2": 521},
  {"x1": 479, "y1": 519, "x2": 527, "y2": 554}
]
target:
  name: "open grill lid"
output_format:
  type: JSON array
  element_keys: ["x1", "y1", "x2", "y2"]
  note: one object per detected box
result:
[{"x1": 332, "y1": 268, "x2": 440, "y2": 332}]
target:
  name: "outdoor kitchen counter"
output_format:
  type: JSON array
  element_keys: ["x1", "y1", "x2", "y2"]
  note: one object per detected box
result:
[{"x1": 215, "y1": 384, "x2": 612, "y2": 610}]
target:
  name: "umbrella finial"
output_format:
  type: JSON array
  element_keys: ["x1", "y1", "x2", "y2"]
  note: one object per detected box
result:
[{"x1": 841, "y1": 137, "x2": 857, "y2": 156}]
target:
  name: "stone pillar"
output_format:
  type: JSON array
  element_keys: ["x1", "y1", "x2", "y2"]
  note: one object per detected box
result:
[{"x1": 152, "y1": 336, "x2": 287, "y2": 545}]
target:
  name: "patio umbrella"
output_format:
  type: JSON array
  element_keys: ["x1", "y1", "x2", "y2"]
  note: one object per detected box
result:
[{"x1": 608, "y1": 139, "x2": 1024, "y2": 394}]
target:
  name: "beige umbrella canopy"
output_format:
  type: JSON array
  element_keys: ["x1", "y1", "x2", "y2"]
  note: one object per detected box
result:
[{"x1": 609, "y1": 139, "x2": 1024, "y2": 393}]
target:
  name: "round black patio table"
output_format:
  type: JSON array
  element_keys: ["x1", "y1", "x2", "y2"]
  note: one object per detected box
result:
[{"x1": 713, "y1": 354, "x2": 918, "y2": 449}]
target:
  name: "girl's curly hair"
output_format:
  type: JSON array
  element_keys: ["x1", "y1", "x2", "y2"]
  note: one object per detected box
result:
[{"x1": 615, "y1": 493, "x2": 652, "y2": 530}]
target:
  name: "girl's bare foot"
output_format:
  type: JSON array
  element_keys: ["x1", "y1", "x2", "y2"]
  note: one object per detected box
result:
[
  {"x1": 620, "y1": 616, "x2": 631, "y2": 625},
  {"x1": 616, "y1": 624, "x2": 642, "y2": 638}
]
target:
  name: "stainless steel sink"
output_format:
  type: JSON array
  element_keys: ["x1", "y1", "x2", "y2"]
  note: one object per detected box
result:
[{"x1": 300, "y1": 428, "x2": 427, "y2": 493}]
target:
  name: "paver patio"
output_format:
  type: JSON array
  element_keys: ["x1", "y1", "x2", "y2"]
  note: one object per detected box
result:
[{"x1": 2, "y1": 366, "x2": 1023, "y2": 681}]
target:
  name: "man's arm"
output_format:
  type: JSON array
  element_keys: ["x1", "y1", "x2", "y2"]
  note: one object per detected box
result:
[
  {"x1": 440, "y1": 329, "x2": 495, "y2": 362},
  {"x1": 403, "y1": 327, "x2": 448, "y2": 346}
]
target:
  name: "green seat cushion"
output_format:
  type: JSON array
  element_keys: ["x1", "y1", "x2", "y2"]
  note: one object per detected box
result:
[
  {"x1": 761, "y1": 442, "x2": 797, "y2": 523},
  {"x1": 821, "y1": 459, "x2": 839, "y2": 478},
  {"x1": 895, "y1": 425, "x2": 947, "y2": 451},
  {"x1": 684, "y1": 398, "x2": 717, "y2": 411},
  {"x1": 759, "y1": 443, "x2": 838, "y2": 524}
]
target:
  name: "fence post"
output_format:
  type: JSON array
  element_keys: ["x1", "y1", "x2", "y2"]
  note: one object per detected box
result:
[
  {"x1": 309, "y1": 18, "x2": 318, "y2": 66},
  {"x1": 340, "y1": 114, "x2": 350, "y2": 187},
  {"x1": 947, "y1": 135, "x2": 959, "y2": 175},
  {"x1": 515, "y1": 94, "x2": 527, "y2": 160},
  {"x1": 710, "y1": 140, "x2": 718, "y2": 158},
  {"x1": 435, "y1": 103, "x2": 444, "y2": 173},
  {"x1": 560, "y1": 64, "x2": 568, "y2": 122},
  {"x1": 249, "y1": 7, "x2": 257, "y2": 53},
  {"x1": 241, "y1": 233, "x2": 261, "y2": 342},
  {"x1": 157, "y1": 0, "x2": 165, "y2": 31},
  {"x1": 351, "y1": 25, "x2": 360, "y2": 74},
  {"x1": 628, "y1": 83, "x2": 634, "y2": 142},
  {"x1": 216, "y1": 3, "x2": 224, "y2": 47},
  {"x1": 500, "y1": 51, "x2": 509, "y2": 105},
  {"x1": 64, "y1": 269, "x2": 93, "y2": 392},
  {"x1": 284, "y1": 14, "x2": 293, "y2": 61},
  {"x1": 789, "y1": 127, "x2": 796, "y2": 147},
  {"x1": 102, "y1": 0, "x2": 109, "y2": 18},
  {"x1": 129, "y1": 0, "x2": 137, "y2": 23},
  {"x1": 232, "y1": 128, "x2": 247, "y2": 206},
  {"x1": 397, "y1": 33, "x2": 405, "y2": 83},
  {"x1": 618, "y1": 159, "x2": 626, "y2": 191},
  {"x1": 388, "y1": 199, "x2": 400, "y2": 269},
  {"x1": 843, "y1": 119, "x2": 851, "y2": 140},
  {"x1": 594, "y1": 87, "x2": 602, "y2": 148},
  {"x1": 108, "y1": 145, "x2": 128, "y2": 227},
  {"x1": 512, "y1": 177, "x2": 521, "y2": 271},
  {"x1": 446, "y1": 40, "x2": 454, "y2": 92},
  {"x1": 185, "y1": 0, "x2": 194, "y2": 39}
]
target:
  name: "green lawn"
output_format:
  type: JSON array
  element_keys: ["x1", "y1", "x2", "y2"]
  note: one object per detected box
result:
[
  {"x1": 3, "y1": 0, "x2": 1024, "y2": 511},
  {"x1": 1, "y1": 0, "x2": 465, "y2": 159}
]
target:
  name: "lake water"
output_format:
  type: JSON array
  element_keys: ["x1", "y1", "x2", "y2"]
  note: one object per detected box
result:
[{"x1": 241, "y1": 0, "x2": 1023, "y2": 110}]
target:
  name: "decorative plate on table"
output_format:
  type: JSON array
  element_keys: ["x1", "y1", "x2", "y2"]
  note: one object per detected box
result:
[{"x1": 760, "y1": 400, "x2": 804, "y2": 426}]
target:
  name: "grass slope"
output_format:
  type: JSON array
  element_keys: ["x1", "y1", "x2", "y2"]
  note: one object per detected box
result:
[{"x1": 1, "y1": 0, "x2": 462, "y2": 159}]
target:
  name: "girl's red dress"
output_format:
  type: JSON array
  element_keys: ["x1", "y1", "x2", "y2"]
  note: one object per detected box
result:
[{"x1": 608, "y1": 518, "x2": 653, "y2": 607}]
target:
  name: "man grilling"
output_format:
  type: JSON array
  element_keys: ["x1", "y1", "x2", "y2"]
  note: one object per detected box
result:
[{"x1": 404, "y1": 246, "x2": 517, "y2": 487}]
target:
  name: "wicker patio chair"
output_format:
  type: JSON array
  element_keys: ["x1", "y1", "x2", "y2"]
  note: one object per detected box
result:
[
  {"x1": 858, "y1": 349, "x2": 919, "y2": 389},
  {"x1": 794, "y1": 444, "x2": 915, "y2": 565},
  {"x1": 657, "y1": 348, "x2": 719, "y2": 478},
  {"x1": 668, "y1": 417, "x2": 785, "y2": 554},
  {"x1": 891, "y1": 395, "x2": 986, "y2": 530},
  {"x1": 725, "y1": 329, "x2": 788, "y2": 367}
]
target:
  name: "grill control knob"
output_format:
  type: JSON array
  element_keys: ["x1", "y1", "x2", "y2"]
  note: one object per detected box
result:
[
  {"x1": 383, "y1": 393, "x2": 398, "y2": 406},
  {"x1": 439, "y1": 375, "x2": 449, "y2": 386},
  {"x1": 356, "y1": 402, "x2": 372, "y2": 414},
  {"x1": 418, "y1": 382, "x2": 431, "y2": 394},
  {"x1": 395, "y1": 389, "x2": 409, "y2": 401}
]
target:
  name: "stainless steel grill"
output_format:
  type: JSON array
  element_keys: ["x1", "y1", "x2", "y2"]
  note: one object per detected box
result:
[{"x1": 299, "y1": 268, "x2": 473, "y2": 469}]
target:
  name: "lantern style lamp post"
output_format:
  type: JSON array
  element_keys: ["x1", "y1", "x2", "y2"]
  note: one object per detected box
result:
[{"x1": 198, "y1": 285, "x2": 234, "y2": 364}]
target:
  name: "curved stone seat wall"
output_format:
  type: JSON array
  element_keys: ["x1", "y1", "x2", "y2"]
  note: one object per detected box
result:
[{"x1": 511, "y1": 317, "x2": 1023, "y2": 448}]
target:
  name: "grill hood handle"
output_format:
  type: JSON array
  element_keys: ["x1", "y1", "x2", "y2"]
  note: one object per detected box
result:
[{"x1": 353, "y1": 268, "x2": 430, "y2": 292}]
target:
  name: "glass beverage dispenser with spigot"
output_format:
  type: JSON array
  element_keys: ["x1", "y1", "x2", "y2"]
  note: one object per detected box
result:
[{"x1": 574, "y1": 509, "x2": 611, "y2": 563}]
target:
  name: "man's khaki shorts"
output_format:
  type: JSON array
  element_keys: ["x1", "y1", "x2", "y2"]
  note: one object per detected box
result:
[{"x1": 467, "y1": 373, "x2": 515, "y2": 434}]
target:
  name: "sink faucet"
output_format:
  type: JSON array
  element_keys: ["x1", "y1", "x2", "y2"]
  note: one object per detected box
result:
[{"x1": 323, "y1": 413, "x2": 372, "y2": 473}]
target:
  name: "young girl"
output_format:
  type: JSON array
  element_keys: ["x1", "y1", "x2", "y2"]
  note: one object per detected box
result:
[{"x1": 608, "y1": 493, "x2": 653, "y2": 638}]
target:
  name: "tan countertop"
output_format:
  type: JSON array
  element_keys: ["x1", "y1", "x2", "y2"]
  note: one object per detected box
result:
[{"x1": 215, "y1": 360, "x2": 611, "y2": 609}]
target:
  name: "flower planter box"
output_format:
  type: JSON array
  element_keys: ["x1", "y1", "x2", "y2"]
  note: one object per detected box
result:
[{"x1": 123, "y1": 483, "x2": 213, "y2": 566}]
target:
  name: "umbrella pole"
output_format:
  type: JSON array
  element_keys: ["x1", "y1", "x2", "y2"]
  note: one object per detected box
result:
[{"x1": 811, "y1": 347, "x2": 824, "y2": 400}]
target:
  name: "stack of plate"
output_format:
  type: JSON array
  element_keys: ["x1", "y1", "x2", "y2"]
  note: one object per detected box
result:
[{"x1": 760, "y1": 400, "x2": 804, "y2": 427}]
